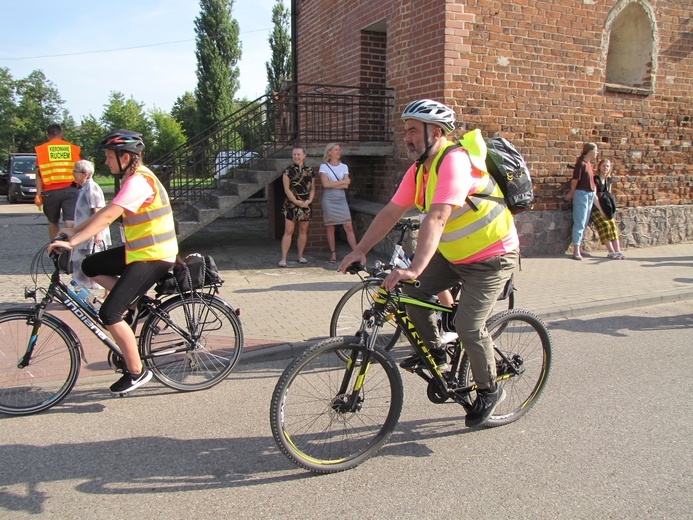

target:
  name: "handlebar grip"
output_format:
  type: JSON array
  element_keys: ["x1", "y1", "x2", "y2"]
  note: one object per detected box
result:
[
  {"x1": 53, "y1": 233, "x2": 68, "y2": 242},
  {"x1": 346, "y1": 262, "x2": 365, "y2": 275}
]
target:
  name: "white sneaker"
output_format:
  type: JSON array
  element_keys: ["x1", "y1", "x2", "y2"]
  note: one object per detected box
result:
[{"x1": 440, "y1": 331, "x2": 459, "y2": 344}]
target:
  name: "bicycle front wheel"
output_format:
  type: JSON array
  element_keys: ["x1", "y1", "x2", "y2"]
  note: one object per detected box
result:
[
  {"x1": 0, "y1": 310, "x2": 81, "y2": 415},
  {"x1": 140, "y1": 294, "x2": 243, "y2": 391},
  {"x1": 459, "y1": 309, "x2": 552, "y2": 427},
  {"x1": 270, "y1": 336, "x2": 404, "y2": 474},
  {"x1": 330, "y1": 280, "x2": 402, "y2": 353}
]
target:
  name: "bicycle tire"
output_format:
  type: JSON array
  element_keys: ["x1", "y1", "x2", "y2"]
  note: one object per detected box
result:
[
  {"x1": 0, "y1": 310, "x2": 81, "y2": 415},
  {"x1": 139, "y1": 293, "x2": 243, "y2": 391},
  {"x1": 459, "y1": 309, "x2": 552, "y2": 427},
  {"x1": 330, "y1": 280, "x2": 402, "y2": 354},
  {"x1": 270, "y1": 336, "x2": 403, "y2": 474}
]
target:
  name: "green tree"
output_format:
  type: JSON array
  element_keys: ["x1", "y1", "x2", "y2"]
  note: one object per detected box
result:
[
  {"x1": 100, "y1": 91, "x2": 153, "y2": 147},
  {"x1": 148, "y1": 108, "x2": 186, "y2": 161},
  {"x1": 14, "y1": 70, "x2": 68, "y2": 152},
  {"x1": 265, "y1": 0, "x2": 292, "y2": 96},
  {"x1": 0, "y1": 68, "x2": 18, "y2": 161},
  {"x1": 171, "y1": 91, "x2": 199, "y2": 139},
  {"x1": 74, "y1": 115, "x2": 107, "y2": 175},
  {"x1": 194, "y1": 0, "x2": 242, "y2": 132}
]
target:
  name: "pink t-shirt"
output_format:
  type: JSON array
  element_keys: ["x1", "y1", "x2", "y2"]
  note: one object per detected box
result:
[
  {"x1": 392, "y1": 148, "x2": 518, "y2": 264},
  {"x1": 112, "y1": 173, "x2": 155, "y2": 214}
]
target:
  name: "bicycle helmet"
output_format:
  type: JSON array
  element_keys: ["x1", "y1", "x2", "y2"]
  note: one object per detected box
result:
[
  {"x1": 98, "y1": 129, "x2": 145, "y2": 154},
  {"x1": 401, "y1": 99, "x2": 456, "y2": 135}
]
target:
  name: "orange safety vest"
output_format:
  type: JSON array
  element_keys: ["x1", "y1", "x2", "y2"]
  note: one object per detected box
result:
[
  {"x1": 121, "y1": 167, "x2": 179, "y2": 264},
  {"x1": 34, "y1": 139, "x2": 81, "y2": 191}
]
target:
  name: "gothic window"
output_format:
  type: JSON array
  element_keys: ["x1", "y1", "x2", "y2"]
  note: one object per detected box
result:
[{"x1": 605, "y1": 1, "x2": 655, "y2": 94}]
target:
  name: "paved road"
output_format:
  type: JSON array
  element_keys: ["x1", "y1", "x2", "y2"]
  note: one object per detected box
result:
[{"x1": 0, "y1": 301, "x2": 690, "y2": 518}]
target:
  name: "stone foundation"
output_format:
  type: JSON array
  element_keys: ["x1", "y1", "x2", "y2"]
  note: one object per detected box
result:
[{"x1": 350, "y1": 200, "x2": 693, "y2": 258}]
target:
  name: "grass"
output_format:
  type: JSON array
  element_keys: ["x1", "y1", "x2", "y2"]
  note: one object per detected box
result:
[{"x1": 93, "y1": 175, "x2": 115, "y2": 194}]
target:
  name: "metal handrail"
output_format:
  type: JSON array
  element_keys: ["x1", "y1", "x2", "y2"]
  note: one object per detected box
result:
[{"x1": 149, "y1": 83, "x2": 395, "y2": 214}]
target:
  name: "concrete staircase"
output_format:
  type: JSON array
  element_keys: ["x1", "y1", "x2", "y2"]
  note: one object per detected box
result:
[{"x1": 174, "y1": 155, "x2": 288, "y2": 242}]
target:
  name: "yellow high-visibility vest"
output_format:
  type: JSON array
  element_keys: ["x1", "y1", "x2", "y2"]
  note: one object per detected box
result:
[
  {"x1": 414, "y1": 130, "x2": 514, "y2": 263},
  {"x1": 122, "y1": 167, "x2": 178, "y2": 264}
]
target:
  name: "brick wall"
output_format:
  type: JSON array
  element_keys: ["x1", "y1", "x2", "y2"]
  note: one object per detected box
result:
[{"x1": 295, "y1": 0, "x2": 693, "y2": 253}]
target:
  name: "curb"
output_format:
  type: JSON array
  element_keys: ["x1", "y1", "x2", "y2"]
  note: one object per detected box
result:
[{"x1": 536, "y1": 289, "x2": 693, "y2": 321}]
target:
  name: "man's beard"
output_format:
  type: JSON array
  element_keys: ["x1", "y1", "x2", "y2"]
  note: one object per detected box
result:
[{"x1": 406, "y1": 135, "x2": 435, "y2": 162}]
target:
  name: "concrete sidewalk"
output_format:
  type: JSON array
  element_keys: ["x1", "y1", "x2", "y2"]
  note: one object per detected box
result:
[{"x1": 1, "y1": 207, "x2": 692, "y2": 367}]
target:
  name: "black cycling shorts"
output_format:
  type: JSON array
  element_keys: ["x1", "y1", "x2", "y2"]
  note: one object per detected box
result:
[{"x1": 82, "y1": 246, "x2": 173, "y2": 325}]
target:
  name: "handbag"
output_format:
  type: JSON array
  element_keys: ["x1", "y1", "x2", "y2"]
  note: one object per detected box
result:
[{"x1": 597, "y1": 179, "x2": 617, "y2": 219}]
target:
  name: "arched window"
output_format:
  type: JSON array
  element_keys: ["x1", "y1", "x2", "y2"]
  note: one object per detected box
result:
[{"x1": 605, "y1": 1, "x2": 656, "y2": 95}]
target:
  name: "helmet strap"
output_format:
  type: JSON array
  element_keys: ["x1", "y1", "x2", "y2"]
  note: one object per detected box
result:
[
  {"x1": 416, "y1": 123, "x2": 436, "y2": 166},
  {"x1": 115, "y1": 152, "x2": 135, "y2": 176}
]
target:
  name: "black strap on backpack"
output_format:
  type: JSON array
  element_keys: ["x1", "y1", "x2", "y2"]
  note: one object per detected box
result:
[{"x1": 434, "y1": 143, "x2": 505, "y2": 212}]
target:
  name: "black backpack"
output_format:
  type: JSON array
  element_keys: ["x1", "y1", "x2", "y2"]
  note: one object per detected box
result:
[
  {"x1": 484, "y1": 137, "x2": 534, "y2": 214},
  {"x1": 438, "y1": 136, "x2": 534, "y2": 214},
  {"x1": 155, "y1": 253, "x2": 223, "y2": 295}
]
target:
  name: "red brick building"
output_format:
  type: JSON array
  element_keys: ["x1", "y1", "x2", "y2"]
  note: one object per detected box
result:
[{"x1": 291, "y1": 0, "x2": 692, "y2": 254}]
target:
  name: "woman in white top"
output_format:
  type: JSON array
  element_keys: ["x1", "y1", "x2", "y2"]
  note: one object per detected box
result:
[
  {"x1": 71, "y1": 159, "x2": 111, "y2": 291},
  {"x1": 319, "y1": 143, "x2": 357, "y2": 263}
]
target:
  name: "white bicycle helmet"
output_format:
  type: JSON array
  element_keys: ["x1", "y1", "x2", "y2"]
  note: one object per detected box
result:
[{"x1": 401, "y1": 99, "x2": 456, "y2": 135}]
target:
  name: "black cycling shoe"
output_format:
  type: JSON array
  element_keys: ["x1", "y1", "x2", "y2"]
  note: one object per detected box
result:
[
  {"x1": 465, "y1": 383, "x2": 506, "y2": 427},
  {"x1": 399, "y1": 349, "x2": 450, "y2": 371}
]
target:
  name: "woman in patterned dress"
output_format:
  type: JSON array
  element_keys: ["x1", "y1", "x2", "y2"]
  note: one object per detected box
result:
[
  {"x1": 590, "y1": 158, "x2": 625, "y2": 259},
  {"x1": 279, "y1": 146, "x2": 315, "y2": 267},
  {"x1": 319, "y1": 143, "x2": 357, "y2": 263}
]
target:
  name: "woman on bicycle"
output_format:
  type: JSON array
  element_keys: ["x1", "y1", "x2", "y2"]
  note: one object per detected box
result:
[{"x1": 48, "y1": 129, "x2": 178, "y2": 394}]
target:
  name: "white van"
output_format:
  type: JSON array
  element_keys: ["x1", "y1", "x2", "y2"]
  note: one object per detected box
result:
[{"x1": 214, "y1": 151, "x2": 258, "y2": 179}]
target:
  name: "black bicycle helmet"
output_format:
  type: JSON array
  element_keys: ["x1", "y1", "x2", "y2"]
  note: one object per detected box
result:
[{"x1": 98, "y1": 129, "x2": 145, "y2": 154}]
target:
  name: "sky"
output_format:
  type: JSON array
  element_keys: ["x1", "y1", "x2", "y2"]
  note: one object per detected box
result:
[{"x1": 0, "y1": 0, "x2": 279, "y2": 122}]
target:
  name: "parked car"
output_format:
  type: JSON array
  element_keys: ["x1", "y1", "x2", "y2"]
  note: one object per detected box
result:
[
  {"x1": 0, "y1": 165, "x2": 6, "y2": 195},
  {"x1": 3, "y1": 153, "x2": 38, "y2": 203}
]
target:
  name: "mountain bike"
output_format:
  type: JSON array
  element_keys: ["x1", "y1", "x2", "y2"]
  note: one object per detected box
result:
[
  {"x1": 0, "y1": 239, "x2": 243, "y2": 416},
  {"x1": 330, "y1": 218, "x2": 515, "y2": 354},
  {"x1": 271, "y1": 263, "x2": 551, "y2": 474}
]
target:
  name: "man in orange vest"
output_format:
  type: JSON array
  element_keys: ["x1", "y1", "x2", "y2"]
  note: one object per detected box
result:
[{"x1": 35, "y1": 124, "x2": 81, "y2": 239}]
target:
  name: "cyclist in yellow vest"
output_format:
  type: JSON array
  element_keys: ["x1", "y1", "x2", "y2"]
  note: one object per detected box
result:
[
  {"x1": 48, "y1": 130, "x2": 178, "y2": 395},
  {"x1": 34, "y1": 124, "x2": 81, "y2": 240},
  {"x1": 339, "y1": 100, "x2": 520, "y2": 427}
]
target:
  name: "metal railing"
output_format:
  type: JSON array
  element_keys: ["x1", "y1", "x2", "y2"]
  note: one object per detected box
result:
[{"x1": 151, "y1": 83, "x2": 395, "y2": 214}]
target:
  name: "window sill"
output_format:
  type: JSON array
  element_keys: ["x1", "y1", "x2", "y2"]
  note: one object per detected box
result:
[{"x1": 605, "y1": 83, "x2": 652, "y2": 96}]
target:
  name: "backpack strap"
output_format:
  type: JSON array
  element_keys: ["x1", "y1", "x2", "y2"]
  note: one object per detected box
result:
[{"x1": 436, "y1": 142, "x2": 504, "y2": 211}]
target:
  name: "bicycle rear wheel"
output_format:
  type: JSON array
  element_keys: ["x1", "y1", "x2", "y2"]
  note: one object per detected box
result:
[
  {"x1": 459, "y1": 309, "x2": 552, "y2": 427},
  {"x1": 140, "y1": 293, "x2": 243, "y2": 391},
  {"x1": 0, "y1": 310, "x2": 80, "y2": 415},
  {"x1": 270, "y1": 336, "x2": 403, "y2": 473},
  {"x1": 330, "y1": 280, "x2": 402, "y2": 353}
]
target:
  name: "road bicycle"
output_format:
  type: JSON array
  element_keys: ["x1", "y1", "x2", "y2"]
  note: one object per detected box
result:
[
  {"x1": 0, "y1": 240, "x2": 243, "y2": 416},
  {"x1": 271, "y1": 263, "x2": 552, "y2": 473},
  {"x1": 330, "y1": 218, "x2": 515, "y2": 353}
]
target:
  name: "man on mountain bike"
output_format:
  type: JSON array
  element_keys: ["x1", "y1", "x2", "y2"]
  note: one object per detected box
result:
[
  {"x1": 339, "y1": 99, "x2": 519, "y2": 427},
  {"x1": 48, "y1": 130, "x2": 178, "y2": 395}
]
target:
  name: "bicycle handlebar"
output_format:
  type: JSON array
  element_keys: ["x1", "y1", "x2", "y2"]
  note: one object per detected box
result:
[
  {"x1": 345, "y1": 262, "x2": 419, "y2": 288},
  {"x1": 393, "y1": 218, "x2": 420, "y2": 232}
]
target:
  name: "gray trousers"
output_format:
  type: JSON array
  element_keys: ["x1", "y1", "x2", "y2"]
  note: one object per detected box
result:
[{"x1": 403, "y1": 249, "x2": 519, "y2": 389}]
